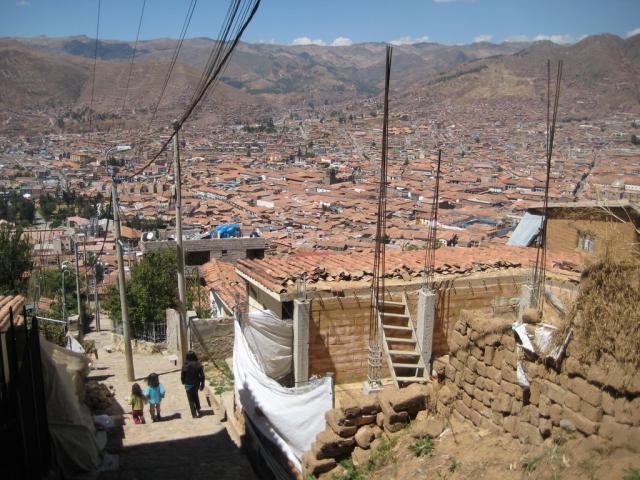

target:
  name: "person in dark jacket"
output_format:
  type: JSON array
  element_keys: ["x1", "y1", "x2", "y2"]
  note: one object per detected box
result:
[{"x1": 181, "y1": 350, "x2": 205, "y2": 418}]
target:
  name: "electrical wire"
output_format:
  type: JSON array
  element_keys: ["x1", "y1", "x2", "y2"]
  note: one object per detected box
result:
[
  {"x1": 148, "y1": 0, "x2": 198, "y2": 129},
  {"x1": 89, "y1": 0, "x2": 101, "y2": 130},
  {"x1": 121, "y1": 0, "x2": 146, "y2": 114},
  {"x1": 123, "y1": 0, "x2": 261, "y2": 181}
]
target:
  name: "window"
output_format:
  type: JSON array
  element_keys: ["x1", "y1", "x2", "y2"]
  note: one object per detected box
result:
[{"x1": 577, "y1": 232, "x2": 595, "y2": 253}]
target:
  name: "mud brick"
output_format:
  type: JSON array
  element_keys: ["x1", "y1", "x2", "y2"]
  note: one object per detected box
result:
[
  {"x1": 580, "y1": 400, "x2": 603, "y2": 423},
  {"x1": 568, "y1": 377, "x2": 601, "y2": 408},
  {"x1": 484, "y1": 346, "x2": 495, "y2": 365},
  {"x1": 563, "y1": 391, "x2": 581, "y2": 412}
]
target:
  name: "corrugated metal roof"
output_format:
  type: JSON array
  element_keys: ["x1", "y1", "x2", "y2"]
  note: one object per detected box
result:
[{"x1": 507, "y1": 213, "x2": 543, "y2": 247}]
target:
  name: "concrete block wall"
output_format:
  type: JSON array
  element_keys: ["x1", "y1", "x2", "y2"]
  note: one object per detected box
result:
[{"x1": 435, "y1": 311, "x2": 640, "y2": 446}]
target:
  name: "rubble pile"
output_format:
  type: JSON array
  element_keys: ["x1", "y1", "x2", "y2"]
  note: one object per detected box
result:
[
  {"x1": 302, "y1": 383, "x2": 432, "y2": 477},
  {"x1": 84, "y1": 381, "x2": 115, "y2": 412}
]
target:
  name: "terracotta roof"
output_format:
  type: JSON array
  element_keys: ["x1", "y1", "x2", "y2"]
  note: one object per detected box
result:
[
  {"x1": 200, "y1": 259, "x2": 246, "y2": 311},
  {"x1": 236, "y1": 245, "x2": 582, "y2": 295},
  {"x1": 0, "y1": 295, "x2": 25, "y2": 331}
]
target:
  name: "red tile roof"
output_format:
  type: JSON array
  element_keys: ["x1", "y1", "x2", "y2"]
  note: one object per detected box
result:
[
  {"x1": 200, "y1": 259, "x2": 246, "y2": 310},
  {"x1": 236, "y1": 246, "x2": 581, "y2": 295},
  {"x1": 0, "y1": 295, "x2": 25, "y2": 331}
]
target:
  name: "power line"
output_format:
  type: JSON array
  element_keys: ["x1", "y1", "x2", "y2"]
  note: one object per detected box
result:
[
  {"x1": 89, "y1": 0, "x2": 101, "y2": 131},
  {"x1": 125, "y1": 0, "x2": 261, "y2": 181},
  {"x1": 148, "y1": 0, "x2": 198, "y2": 130},
  {"x1": 121, "y1": 0, "x2": 146, "y2": 114}
]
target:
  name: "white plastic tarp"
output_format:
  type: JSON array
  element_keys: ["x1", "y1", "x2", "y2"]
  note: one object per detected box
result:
[
  {"x1": 233, "y1": 311, "x2": 333, "y2": 471},
  {"x1": 40, "y1": 339, "x2": 100, "y2": 476},
  {"x1": 242, "y1": 309, "x2": 293, "y2": 381}
]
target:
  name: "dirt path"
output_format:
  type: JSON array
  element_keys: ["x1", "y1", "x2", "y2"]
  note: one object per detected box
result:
[{"x1": 87, "y1": 329, "x2": 257, "y2": 480}]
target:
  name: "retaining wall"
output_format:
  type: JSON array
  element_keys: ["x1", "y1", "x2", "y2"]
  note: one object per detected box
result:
[{"x1": 434, "y1": 310, "x2": 640, "y2": 447}]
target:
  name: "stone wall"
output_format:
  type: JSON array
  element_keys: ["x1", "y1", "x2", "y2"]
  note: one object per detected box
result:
[
  {"x1": 190, "y1": 318, "x2": 234, "y2": 361},
  {"x1": 302, "y1": 383, "x2": 431, "y2": 477},
  {"x1": 434, "y1": 311, "x2": 640, "y2": 446}
]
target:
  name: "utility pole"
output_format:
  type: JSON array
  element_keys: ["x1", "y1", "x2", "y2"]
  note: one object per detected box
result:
[
  {"x1": 82, "y1": 235, "x2": 89, "y2": 300},
  {"x1": 112, "y1": 181, "x2": 135, "y2": 381},
  {"x1": 173, "y1": 122, "x2": 189, "y2": 364},
  {"x1": 73, "y1": 238, "x2": 83, "y2": 341}
]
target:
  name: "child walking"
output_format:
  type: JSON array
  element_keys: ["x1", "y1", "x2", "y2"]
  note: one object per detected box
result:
[
  {"x1": 128, "y1": 383, "x2": 146, "y2": 424},
  {"x1": 145, "y1": 372, "x2": 166, "y2": 422}
]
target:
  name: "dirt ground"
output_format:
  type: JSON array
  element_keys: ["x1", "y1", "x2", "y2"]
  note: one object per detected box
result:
[
  {"x1": 85, "y1": 328, "x2": 258, "y2": 480},
  {"x1": 350, "y1": 416, "x2": 639, "y2": 480}
]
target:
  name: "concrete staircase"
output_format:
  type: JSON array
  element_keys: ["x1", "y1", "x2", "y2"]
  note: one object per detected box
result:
[{"x1": 379, "y1": 295, "x2": 428, "y2": 388}]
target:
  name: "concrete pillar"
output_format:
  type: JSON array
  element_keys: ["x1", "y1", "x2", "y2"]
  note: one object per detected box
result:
[
  {"x1": 518, "y1": 284, "x2": 534, "y2": 322},
  {"x1": 416, "y1": 288, "x2": 436, "y2": 374},
  {"x1": 293, "y1": 299, "x2": 310, "y2": 386}
]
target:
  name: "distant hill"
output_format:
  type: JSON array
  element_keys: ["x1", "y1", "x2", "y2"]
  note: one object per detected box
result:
[{"x1": 0, "y1": 34, "x2": 638, "y2": 133}]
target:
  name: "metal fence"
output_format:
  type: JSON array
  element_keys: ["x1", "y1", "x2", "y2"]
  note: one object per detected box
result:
[
  {"x1": 0, "y1": 307, "x2": 51, "y2": 479},
  {"x1": 114, "y1": 321, "x2": 167, "y2": 343}
]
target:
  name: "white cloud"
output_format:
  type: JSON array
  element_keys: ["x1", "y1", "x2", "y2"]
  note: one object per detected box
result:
[
  {"x1": 291, "y1": 37, "x2": 326, "y2": 46},
  {"x1": 504, "y1": 33, "x2": 579, "y2": 44},
  {"x1": 256, "y1": 38, "x2": 277, "y2": 45},
  {"x1": 331, "y1": 37, "x2": 353, "y2": 47},
  {"x1": 16, "y1": 0, "x2": 30, "y2": 6},
  {"x1": 390, "y1": 35, "x2": 430, "y2": 46},
  {"x1": 473, "y1": 34, "x2": 493, "y2": 43},
  {"x1": 625, "y1": 27, "x2": 640, "y2": 38},
  {"x1": 533, "y1": 34, "x2": 575, "y2": 44}
]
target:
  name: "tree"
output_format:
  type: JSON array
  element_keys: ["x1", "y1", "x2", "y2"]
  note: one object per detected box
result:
[
  {"x1": 103, "y1": 249, "x2": 178, "y2": 330},
  {"x1": 0, "y1": 224, "x2": 32, "y2": 295},
  {"x1": 0, "y1": 193, "x2": 35, "y2": 225}
]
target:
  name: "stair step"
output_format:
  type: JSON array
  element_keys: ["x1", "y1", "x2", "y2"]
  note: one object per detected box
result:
[
  {"x1": 396, "y1": 376, "x2": 427, "y2": 383},
  {"x1": 385, "y1": 337, "x2": 416, "y2": 344},
  {"x1": 392, "y1": 362, "x2": 424, "y2": 369},
  {"x1": 382, "y1": 325, "x2": 413, "y2": 331},
  {"x1": 381, "y1": 301, "x2": 404, "y2": 307},
  {"x1": 388, "y1": 350, "x2": 421, "y2": 356},
  {"x1": 381, "y1": 312, "x2": 409, "y2": 319}
]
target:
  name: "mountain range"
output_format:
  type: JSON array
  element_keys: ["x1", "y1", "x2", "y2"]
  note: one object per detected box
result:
[{"x1": 0, "y1": 34, "x2": 638, "y2": 133}]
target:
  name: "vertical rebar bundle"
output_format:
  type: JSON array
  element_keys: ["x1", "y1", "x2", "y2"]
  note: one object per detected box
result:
[
  {"x1": 423, "y1": 149, "x2": 443, "y2": 290},
  {"x1": 368, "y1": 45, "x2": 393, "y2": 389},
  {"x1": 532, "y1": 59, "x2": 563, "y2": 310}
]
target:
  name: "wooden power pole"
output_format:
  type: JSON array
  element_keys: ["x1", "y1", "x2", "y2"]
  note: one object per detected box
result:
[
  {"x1": 173, "y1": 123, "x2": 189, "y2": 364},
  {"x1": 73, "y1": 238, "x2": 83, "y2": 341},
  {"x1": 112, "y1": 181, "x2": 135, "y2": 381}
]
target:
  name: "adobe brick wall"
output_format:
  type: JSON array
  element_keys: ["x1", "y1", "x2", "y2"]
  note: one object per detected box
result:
[
  {"x1": 308, "y1": 274, "x2": 523, "y2": 383},
  {"x1": 546, "y1": 217, "x2": 637, "y2": 259},
  {"x1": 309, "y1": 295, "x2": 389, "y2": 383},
  {"x1": 435, "y1": 311, "x2": 640, "y2": 446}
]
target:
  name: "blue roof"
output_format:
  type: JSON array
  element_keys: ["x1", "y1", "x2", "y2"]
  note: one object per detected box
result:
[{"x1": 507, "y1": 213, "x2": 543, "y2": 246}]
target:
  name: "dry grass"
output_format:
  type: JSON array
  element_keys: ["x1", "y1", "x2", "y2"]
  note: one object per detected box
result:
[{"x1": 561, "y1": 250, "x2": 640, "y2": 367}]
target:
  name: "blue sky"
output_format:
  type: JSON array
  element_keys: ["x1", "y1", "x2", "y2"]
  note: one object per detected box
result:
[{"x1": 2, "y1": 0, "x2": 639, "y2": 45}]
